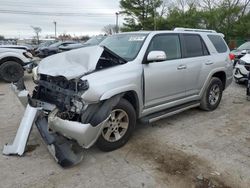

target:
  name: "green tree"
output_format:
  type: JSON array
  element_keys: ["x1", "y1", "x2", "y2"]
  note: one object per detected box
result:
[
  {"x1": 120, "y1": 0, "x2": 163, "y2": 31},
  {"x1": 0, "y1": 35, "x2": 4, "y2": 40}
]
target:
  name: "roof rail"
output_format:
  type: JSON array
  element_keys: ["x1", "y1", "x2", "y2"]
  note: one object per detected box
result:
[{"x1": 174, "y1": 27, "x2": 217, "y2": 33}]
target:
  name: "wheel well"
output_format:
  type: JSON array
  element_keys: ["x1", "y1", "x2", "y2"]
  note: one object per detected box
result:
[
  {"x1": 123, "y1": 91, "x2": 139, "y2": 117},
  {"x1": 0, "y1": 56, "x2": 23, "y2": 66},
  {"x1": 212, "y1": 71, "x2": 226, "y2": 90}
]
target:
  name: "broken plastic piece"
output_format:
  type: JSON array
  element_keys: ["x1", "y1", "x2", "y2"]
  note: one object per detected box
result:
[
  {"x1": 36, "y1": 116, "x2": 84, "y2": 167},
  {"x1": 3, "y1": 104, "x2": 39, "y2": 155}
]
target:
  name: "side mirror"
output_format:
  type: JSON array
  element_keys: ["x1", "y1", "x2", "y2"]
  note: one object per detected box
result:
[{"x1": 147, "y1": 51, "x2": 167, "y2": 63}]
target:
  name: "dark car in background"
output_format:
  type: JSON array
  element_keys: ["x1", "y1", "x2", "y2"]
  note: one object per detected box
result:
[
  {"x1": 59, "y1": 35, "x2": 106, "y2": 52},
  {"x1": 35, "y1": 41, "x2": 77, "y2": 57},
  {"x1": 231, "y1": 41, "x2": 250, "y2": 66}
]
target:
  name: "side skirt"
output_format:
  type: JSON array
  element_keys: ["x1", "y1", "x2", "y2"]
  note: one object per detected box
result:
[{"x1": 140, "y1": 101, "x2": 200, "y2": 124}]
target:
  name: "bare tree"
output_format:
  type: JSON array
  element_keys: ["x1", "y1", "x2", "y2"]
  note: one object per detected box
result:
[
  {"x1": 31, "y1": 26, "x2": 42, "y2": 45},
  {"x1": 102, "y1": 24, "x2": 116, "y2": 35}
]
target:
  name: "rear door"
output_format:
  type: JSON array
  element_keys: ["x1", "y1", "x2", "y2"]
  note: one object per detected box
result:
[
  {"x1": 143, "y1": 34, "x2": 186, "y2": 108},
  {"x1": 180, "y1": 34, "x2": 212, "y2": 96}
]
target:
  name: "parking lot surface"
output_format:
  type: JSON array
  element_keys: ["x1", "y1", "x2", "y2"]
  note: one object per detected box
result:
[{"x1": 0, "y1": 74, "x2": 250, "y2": 188}]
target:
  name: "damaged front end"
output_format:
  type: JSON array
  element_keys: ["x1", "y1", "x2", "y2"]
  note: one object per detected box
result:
[{"x1": 3, "y1": 46, "x2": 125, "y2": 167}]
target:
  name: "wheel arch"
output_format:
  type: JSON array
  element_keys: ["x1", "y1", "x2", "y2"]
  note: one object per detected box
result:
[
  {"x1": 0, "y1": 56, "x2": 24, "y2": 66},
  {"x1": 212, "y1": 71, "x2": 226, "y2": 90},
  {"x1": 100, "y1": 87, "x2": 140, "y2": 118},
  {"x1": 122, "y1": 91, "x2": 140, "y2": 117}
]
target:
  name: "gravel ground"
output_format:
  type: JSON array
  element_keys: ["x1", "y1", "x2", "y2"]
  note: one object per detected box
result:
[{"x1": 0, "y1": 74, "x2": 250, "y2": 188}]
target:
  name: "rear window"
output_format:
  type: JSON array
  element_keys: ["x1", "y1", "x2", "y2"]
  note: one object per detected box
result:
[
  {"x1": 182, "y1": 34, "x2": 208, "y2": 58},
  {"x1": 207, "y1": 35, "x2": 228, "y2": 53}
]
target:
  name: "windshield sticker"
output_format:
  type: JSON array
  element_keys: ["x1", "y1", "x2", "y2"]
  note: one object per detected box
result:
[{"x1": 129, "y1": 36, "x2": 146, "y2": 41}]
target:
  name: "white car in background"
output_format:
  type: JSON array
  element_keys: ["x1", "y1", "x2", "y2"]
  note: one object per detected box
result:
[
  {"x1": 0, "y1": 48, "x2": 34, "y2": 82},
  {"x1": 234, "y1": 53, "x2": 250, "y2": 83}
]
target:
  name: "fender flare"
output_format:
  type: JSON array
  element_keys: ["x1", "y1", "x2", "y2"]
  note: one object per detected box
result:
[
  {"x1": 100, "y1": 84, "x2": 139, "y2": 101},
  {"x1": 199, "y1": 67, "x2": 226, "y2": 97},
  {"x1": 0, "y1": 51, "x2": 28, "y2": 65}
]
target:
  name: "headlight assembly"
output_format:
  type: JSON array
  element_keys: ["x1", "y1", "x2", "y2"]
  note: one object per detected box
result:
[
  {"x1": 238, "y1": 60, "x2": 247, "y2": 65},
  {"x1": 32, "y1": 66, "x2": 40, "y2": 83},
  {"x1": 23, "y1": 52, "x2": 33, "y2": 59}
]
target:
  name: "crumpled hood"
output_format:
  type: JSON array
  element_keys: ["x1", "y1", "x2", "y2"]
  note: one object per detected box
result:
[
  {"x1": 241, "y1": 54, "x2": 250, "y2": 63},
  {"x1": 38, "y1": 46, "x2": 104, "y2": 79}
]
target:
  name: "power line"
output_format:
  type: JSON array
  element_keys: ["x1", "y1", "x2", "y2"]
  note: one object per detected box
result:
[
  {"x1": 1, "y1": 2, "x2": 111, "y2": 10},
  {"x1": 0, "y1": 9, "x2": 115, "y2": 17}
]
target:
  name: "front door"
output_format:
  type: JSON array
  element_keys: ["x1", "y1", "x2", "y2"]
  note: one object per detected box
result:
[{"x1": 144, "y1": 34, "x2": 186, "y2": 108}]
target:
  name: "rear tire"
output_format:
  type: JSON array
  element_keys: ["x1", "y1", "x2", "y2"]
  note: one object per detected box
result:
[
  {"x1": 96, "y1": 99, "x2": 136, "y2": 152},
  {"x1": 200, "y1": 77, "x2": 223, "y2": 111},
  {"x1": 0, "y1": 61, "x2": 24, "y2": 82}
]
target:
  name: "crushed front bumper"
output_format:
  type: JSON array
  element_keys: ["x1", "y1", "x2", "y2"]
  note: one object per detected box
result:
[
  {"x1": 2, "y1": 80, "x2": 117, "y2": 167},
  {"x1": 234, "y1": 67, "x2": 248, "y2": 82}
]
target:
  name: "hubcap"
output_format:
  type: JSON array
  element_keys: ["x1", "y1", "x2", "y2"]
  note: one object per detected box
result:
[
  {"x1": 209, "y1": 84, "x2": 220, "y2": 105},
  {"x1": 102, "y1": 109, "x2": 129, "y2": 142}
]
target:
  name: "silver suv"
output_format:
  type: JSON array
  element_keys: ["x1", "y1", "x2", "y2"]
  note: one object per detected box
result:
[{"x1": 4, "y1": 28, "x2": 233, "y2": 167}]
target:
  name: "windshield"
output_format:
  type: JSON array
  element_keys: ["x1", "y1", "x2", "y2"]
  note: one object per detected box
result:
[
  {"x1": 100, "y1": 33, "x2": 148, "y2": 61},
  {"x1": 238, "y1": 42, "x2": 250, "y2": 50},
  {"x1": 85, "y1": 36, "x2": 106, "y2": 45}
]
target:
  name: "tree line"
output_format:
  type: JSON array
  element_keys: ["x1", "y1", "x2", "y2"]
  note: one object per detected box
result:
[{"x1": 120, "y1": 0, "x2": 250, "y2": 42}]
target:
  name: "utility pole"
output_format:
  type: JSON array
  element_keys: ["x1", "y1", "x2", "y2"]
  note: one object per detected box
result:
[
  {"x1": 153, "y1": 1, "x2": 156, "y2": 30},
  {"x1": 115, "y1": 12, "x2": 119, "y2": 33},
  {"x1": 53, "y1": 21, "x2": 57, "y2": 38}
]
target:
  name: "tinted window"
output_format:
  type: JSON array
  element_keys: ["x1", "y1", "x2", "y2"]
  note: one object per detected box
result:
[
  {"x1": 183, "y1": 34, "x2": 204, "y2": 58},
  {"x1": 202, "y1": 41, "x2": 209, "y2": 55},
  {"x1": 208, "y1": 35, "x2": 227, "y2": 53},
  {"x1": 148, "y1": 34, "x2": 181, "y2": 60}
]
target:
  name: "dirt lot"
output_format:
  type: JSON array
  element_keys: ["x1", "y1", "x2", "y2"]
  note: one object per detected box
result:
[{"x1": 0, "y1": 74, "x2": 250, "y2": 188}]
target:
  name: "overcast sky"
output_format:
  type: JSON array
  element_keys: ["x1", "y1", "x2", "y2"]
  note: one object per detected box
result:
[{"x1": 0, "y1": 0, "x2": 123, "y2": 38}]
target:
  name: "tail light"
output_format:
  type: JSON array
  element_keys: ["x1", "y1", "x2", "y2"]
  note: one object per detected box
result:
[{"x1": 229, "y1": 53, "x2": 235, "y2": 60}]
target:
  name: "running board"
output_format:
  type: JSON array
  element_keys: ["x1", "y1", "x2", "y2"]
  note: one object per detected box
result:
[{"x1": 140, "y1": 101, "x2": 200, "y2": 124}]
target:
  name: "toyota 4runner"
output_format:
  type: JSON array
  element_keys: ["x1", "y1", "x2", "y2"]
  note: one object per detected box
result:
[{"x1": 3, "y1": 28, "x2": 233, "y2": 167}]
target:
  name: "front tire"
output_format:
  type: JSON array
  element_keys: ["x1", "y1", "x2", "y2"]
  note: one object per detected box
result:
[
  {"x1": 0, "y1": 61, "x2": 24, "y2": 82},
  {"x1": 200, "y1": 77, "x2": 223, "y2": 111},
  {"x1": 96, "y1": 99, "x2": 136, "y2": 152}
]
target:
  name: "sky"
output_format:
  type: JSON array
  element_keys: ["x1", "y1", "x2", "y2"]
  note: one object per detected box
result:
[{"x1": 0, "y1": 0, "x2": 123, "y2": 38}]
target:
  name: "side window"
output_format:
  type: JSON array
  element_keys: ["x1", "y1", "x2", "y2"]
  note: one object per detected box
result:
[
  {"x1": 182, "y1": 34, "x2": 205, "y2": 58},
  {"x1": 148, "y1": 34, "x2": 181, "y2": 60},
  {"x1": 207, "y1": 35, "x2": 228, "y2": 53},
  {"x1": 202, "y1": 40, "x2": 209, "y2": 55}
]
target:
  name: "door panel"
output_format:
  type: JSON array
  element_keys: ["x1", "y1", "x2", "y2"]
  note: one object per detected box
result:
[
  {"x1": 181, "y1": 34, "x2": 213, "y2": 96},
  {"x1": 144, "y1": 60, "x2": 186, "y2": 107},
  {"x1": 143, "y1": 34, "x2": 186, "y2": 108}
]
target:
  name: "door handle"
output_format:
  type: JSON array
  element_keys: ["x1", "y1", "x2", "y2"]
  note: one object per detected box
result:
[
  {"x1": 177, "y1": 65, "x2": 187, "y2": 70},
  {"x1": 205, "y1": 61, "x2": 214, "y2": 65}
]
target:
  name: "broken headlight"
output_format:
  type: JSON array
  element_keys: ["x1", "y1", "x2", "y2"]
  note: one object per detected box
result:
[
  {"x1": 32, "y1": 66, "x2": 40, "y2": 83},
  {"x1": 238, "y1": 60, "x2": 247, "y2": 65},
  {"x1": 77, "y1": 80, "x2": 89, "y2": 91}
]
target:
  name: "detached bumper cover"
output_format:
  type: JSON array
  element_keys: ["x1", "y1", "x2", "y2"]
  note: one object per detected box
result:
[
  {"x1": 36, "y1": 116, "x2": 84, "y2": 167},
  {"x1": 48, "y1": 109, "x2": 108, "y2": 148}
]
